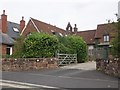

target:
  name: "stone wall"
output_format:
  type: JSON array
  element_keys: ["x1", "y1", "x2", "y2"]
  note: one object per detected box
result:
[
  {"x1": 96, "y1": 58, "x2": 120, "y2": 77},
  {"x1": 2, "y1": 58, "x2": 58, "y2": 71}
]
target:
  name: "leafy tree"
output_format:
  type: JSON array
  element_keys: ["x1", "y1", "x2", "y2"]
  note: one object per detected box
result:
[
  {"x1": 12, "y1": 36, "x2": 25, "y2": 58},
  {"x1": 111, "y1": 19, "x2": 120, "y2": 57},
  {"x1": 24, "y1": 33, "x2": 59, "y2": 58},
  {"x1": 58, "y1": 35, "x2": 87, "y2": 62}
]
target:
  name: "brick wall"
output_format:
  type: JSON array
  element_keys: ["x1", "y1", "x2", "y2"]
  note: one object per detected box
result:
[
  {"x1": 96, "y1": 58, "x2": 120, "y2": 77},
  {"x1": 2, "y1": 44, "x2": 6, "y2": 55},
  {"x1": 2, "y1": 58, "x2": 58, "y2": 71}
]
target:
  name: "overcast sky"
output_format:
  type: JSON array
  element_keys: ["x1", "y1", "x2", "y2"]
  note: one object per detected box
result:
[{"x1": 0, "y1": 0, "x2": 119, "y2": 31}]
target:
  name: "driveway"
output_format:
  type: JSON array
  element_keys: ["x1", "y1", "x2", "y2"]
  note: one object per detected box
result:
[
  {"x1": 60, "y1": 61, "x2": 96, "y2": 70},
  {"x1": 2, "y1": 61, "x2": 118, "y2": 89}
]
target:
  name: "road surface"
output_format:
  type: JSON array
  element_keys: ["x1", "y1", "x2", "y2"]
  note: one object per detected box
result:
[{"x1": 1, "y1": 62, "x2": 119, "y2": 89}]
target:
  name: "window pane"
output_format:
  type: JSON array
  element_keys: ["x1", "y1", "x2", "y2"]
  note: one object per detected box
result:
[
  {"x1": 107, "y1": 35, "x2": 109, "y2": 41},
  {"x1": 6, "y1": 48, "x2": 10, "y2": 55}
]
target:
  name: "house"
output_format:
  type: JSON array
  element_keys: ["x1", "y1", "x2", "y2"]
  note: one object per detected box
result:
[
  {"x1": 0, "y1": 10, "x2": 20, "y2": 56},
  {"x1": 95, "y1": 22, "x2": 117, "y2": 59},
  {"x1": 0, "y1": 10, "x2": 78, "y2": 57},
  {"x1": 0, "y1": 10, "x2": 117, "y2": 59},
  {"x1": 20, "y1": 18, "x2": 67, "y2": 36},
  {"x1": 77, "y1": 30, "x2": 96, "y2": 57}
]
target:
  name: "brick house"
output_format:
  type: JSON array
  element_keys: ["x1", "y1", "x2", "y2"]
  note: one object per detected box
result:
[
  {"x1": 0, "y1": 10, "x2": 78, "y2": 57},
  {"x1": 20, "y1": 18, "x2": 67, "y2": 36},
  {"x1": 95, "y1": 23, "x2": 117, "y2": 59},
  {"x1": 0, "y1": 10, "x2": 21, "y2": 56},
  {"x1": 0, "y1": 10, "x2": 117, "y2": 58},
  {"x1": 77, "y1": 30, "x2": 96, "y2": 57}
]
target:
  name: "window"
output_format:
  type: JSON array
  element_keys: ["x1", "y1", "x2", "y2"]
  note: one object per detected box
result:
[
  {"x1": 13, "y1": 27, "x2": 19, "y2": 32},
  {"x1": 88, "y1": 46, "x2": 94, "y2": 56},
  {"x1": 103, "y1": 35, "x2": 109, "y2": 42},
  {"x1": 6, "y1": 46, "x2": 12, "y2": 55},
  {"x1": 59, "y1": 33, "x2": 63, "y2": 37},
  {"x1": 51, "y1": 30, "x2": 56, "y2": 35}
]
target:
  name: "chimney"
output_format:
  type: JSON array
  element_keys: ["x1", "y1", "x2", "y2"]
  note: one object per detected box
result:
[
  {"x1": 66, "y1": 22, "x2": 72, "y2": 34},
  {"x1": 74, "y1": 24, "x2": 78, "y2": 34},
  {"x1": 1, "y1": 10, "x2": 7, "y2": 33},
  {"x1": 20, "y1": 16, "x2": 25, "y2": 33}
]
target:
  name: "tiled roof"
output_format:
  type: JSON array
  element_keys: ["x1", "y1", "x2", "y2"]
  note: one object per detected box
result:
[
  {"x1": 7, "y1": 21, "x2": 20, "y2": 39},
  {"x1": 77, "y1": 30, "x2": 96, "y2": 45},
  {"x1": 0, "y1": 32, "x2": 14, "y2": 45},
  {"x1": 21, "y1": 18, "x2": 67, "y2": 36},
  {"x1": 95, "y1": 23, "x2": 117, "y2": 39},
  {"x1": 0, "y1": 19, "x2": 20, "y2": 45}
]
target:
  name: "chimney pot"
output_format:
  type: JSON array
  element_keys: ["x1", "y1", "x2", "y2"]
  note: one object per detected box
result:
[
  {"x1": 3, "y1": 10, "x2": 5, "y2": 14},
  {"x1": 22, "y1": 16, "x2": 24, "y2": 20}
]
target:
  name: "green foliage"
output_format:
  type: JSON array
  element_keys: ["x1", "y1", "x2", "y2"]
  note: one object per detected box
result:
[
  {"x1": 12, "y1": 36, "x2": 25, "y2": 58},
  {"x1": 24, "y1": 33, "x2": 59, "y2": 58},
  {"x1": 58, "y1": 35, "x2": 87, "y2": 63},
  {"x1": 111, "y1": 20, "x2": 120, "y2": 57},
  {"x1": 12, "y1": 33, "x2": 87, "y2": 62}
]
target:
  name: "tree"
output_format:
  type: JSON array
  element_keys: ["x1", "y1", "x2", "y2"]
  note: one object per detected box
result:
[
  {"x1": 58, "y1": 35, "x2": 87, "y2": 63},
  {"x1": 111, "y1": 19, "x2": 120, "y2": 57},
  {"x1": 12, "y1": 36, "x2": 25, "y2": 58},
  {"x1": 24, "y1": 33, "x2": 59, "y2": 58}
]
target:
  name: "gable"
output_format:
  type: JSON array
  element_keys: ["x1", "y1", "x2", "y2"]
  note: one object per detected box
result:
[
  {"x1": 21, "y1": 19, "x2": 39, "y2": 36},
  {"x1": 95, "y1": 23, "x2": 117, "y2": 39},
  {"x1": 77, "y1": 30, "x2": 96, "y2": 45},
  {"x1": 21, "y1": 18, "x2": 67, "y2": 36}
]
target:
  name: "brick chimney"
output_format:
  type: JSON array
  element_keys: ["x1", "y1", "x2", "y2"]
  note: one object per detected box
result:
[
  {"x1": 74, "y1": 24, "x2": 78, "y2": 34},
  {"x1": 1, "y1": 10, "x2": 7, "y2": 33},
  {"x1": 66, "y1": 22, "x2": 72, "y2": 35},
  {"x1": 20, "y1": 16, "x2": 25, "y2": 33}
]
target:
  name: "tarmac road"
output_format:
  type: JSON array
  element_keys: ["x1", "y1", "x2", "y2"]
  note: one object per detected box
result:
[{"x1": 1, "y1": 62, "x2": 119, "y2": 89}]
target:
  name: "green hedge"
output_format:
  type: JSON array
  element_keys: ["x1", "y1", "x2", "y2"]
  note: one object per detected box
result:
[
  {"x1": 13, "y1": 33, "x2": 87, "y2": 62},
  {"x1": 58, "y1": 35, "x2": 87, "y2": 62}
]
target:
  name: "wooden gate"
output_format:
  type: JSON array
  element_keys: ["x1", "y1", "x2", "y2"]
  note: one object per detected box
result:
[{"x1": 57, "y1": 53, "x2": 77, "y2": 66}]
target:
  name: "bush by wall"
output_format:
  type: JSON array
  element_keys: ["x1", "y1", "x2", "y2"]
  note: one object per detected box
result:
[
  {"x1": 24, "y1": 33, "x2": 59, "y2": 58},
  {"x1": 58, "y1": 35, "x2": 87, "y2": 63}
]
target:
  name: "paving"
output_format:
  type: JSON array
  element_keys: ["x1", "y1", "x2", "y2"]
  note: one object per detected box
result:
[
  {"x1": 1, "y1": 61, "x2": 119, "y2": 89},
  {"x1": 60, "y1": 61, "x2": 96, "y2": 70}
]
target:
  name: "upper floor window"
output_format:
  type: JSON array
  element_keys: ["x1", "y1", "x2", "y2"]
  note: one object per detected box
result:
[{"x1": 103, "y1": 35, "x2": 109, "y2": 42}]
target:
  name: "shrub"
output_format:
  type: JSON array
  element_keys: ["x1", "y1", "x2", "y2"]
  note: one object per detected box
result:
[
  {"x1": 58, "y1": 35, "x2": 87, "y2": 63},
  {"x1": 24, "y1": 33, "x2": 59, "y2": 58},
  {"x1": 12, "y1": 36, "x2": 25, "y2": 58}
]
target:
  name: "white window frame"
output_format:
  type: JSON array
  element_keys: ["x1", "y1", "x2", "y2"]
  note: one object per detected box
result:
[
  {"x1": 6, "y1": 46, "x2": 12, "y2": 55},
  {"x1": 103, "y1": 35, "x2": 109, "y2": 42}
]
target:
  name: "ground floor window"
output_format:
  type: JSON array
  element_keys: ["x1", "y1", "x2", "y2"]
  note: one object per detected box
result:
[
  {"x1": 6, "y1": 46, "x2": 12, "y2": 55},
  {"x1": 88, "y1": 45, "x2": 94, "y2": 56}
]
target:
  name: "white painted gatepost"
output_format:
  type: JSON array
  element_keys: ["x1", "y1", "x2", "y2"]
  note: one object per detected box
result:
[{"x1": 57, "y1": 53, "x2": 77, "y2": 66}]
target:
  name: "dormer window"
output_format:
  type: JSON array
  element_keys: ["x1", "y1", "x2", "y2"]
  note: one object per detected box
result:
[
  {"x1": 103, "y1": 35, "x2": 109, "y2": 42},
  {"x1": 59, "y1": 33, "x2": 63, "y2": 37},
  {"x1": 51, "y1": 30, "x2": 56, "y2": 35},
  {"x1": 13, "y1": 27, "x2": 19, "y2": 32}
]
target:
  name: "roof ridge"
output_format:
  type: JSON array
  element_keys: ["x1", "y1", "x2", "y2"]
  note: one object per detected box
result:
[
  {"x1": 97, "y1": 22, "x2": 117, "y2": 26},
  {"x1": 7, "y1": 21, "x2": 19, "y2": 25},
  {"x1": 30, "y1": 17, "x2": 66, "y2": 31},
  {"x1": 30, "y1": 18, "x2": 40, "y2": 33},
  {"x1": 78, "y1": 29, "x2": 96, "y2": 33}
]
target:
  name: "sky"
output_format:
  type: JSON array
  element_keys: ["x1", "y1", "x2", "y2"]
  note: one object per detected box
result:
[{"x1": 0, "y1": 0, "x2": 119, "y2": 31}]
